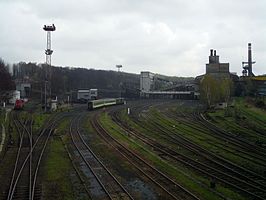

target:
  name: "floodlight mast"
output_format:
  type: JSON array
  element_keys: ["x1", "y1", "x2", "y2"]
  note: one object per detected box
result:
[
  {"x1": 116, "y1": 65, "x2": 122, "y2": 72},
  {"x1": 43, "y1": 24, "x2": 55, "y2": 66},
  {"x1": 43, "y1": 24, "x2": 56, "y2": 112}
]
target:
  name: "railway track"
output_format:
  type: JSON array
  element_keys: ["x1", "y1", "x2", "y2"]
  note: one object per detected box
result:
[
  {"x1": 154, "y1": 107, "x2": 266, "y2": 164},
  {"x1": 195, "y1": 112, "x2": 266, "y2": 158},
  {"x1": 134, "y1": 108, "x2": 266, "y2": 200},
  {"x1": 3, "y1": 112, "x2": 66, "y2": 200},
  {"x1": 91, "y1": 113, "x2": 200, "y2": 200},
  {"x1": 5, "y1": 112, "x2": 41, "y2": 200},
  {"x1": 69, "y1": 113, "x2": 133, "y2": 200},
  {"x1": 113, "y1": 109, "x2": 266, "y2": 199},
  {"x1": 163, "y1": 110, "x2": 266, "y2": 167},
  {"x1": 239, "y1": 109, "x2": 266, "y2": 133}
]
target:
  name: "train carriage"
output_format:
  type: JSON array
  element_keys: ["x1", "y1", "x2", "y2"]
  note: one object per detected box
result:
[
  {"x1": 116, "y1": 98, "x2": 125, "y2": 105},
  {"x1": 103, "y1": 98, "x2": 117, "y2": 106},
  {"x1": 88, "y1": 98, "x2": 124, "y2": 110}
]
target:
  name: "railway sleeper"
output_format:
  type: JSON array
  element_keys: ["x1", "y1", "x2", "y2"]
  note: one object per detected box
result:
[
  {"x1": 11, "y1": 186, "x2": 42, "y2": 200},
  {"x1": 111, "y1": 192, "x2": 131, "y2": 199}
]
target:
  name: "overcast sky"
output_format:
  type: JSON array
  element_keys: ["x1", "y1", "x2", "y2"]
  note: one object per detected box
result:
[{"x1": 0, "y1": 0, "x2": 265, "y2": 77}]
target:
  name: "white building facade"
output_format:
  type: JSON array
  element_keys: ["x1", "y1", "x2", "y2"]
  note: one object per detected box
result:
[{"x1": 140, "y1": 71, "x2": 154, "y2": 92}]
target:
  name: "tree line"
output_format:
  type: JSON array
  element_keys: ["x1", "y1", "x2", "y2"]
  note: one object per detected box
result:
[
  {"x1": 12, "y1": 62, "x2": 141, "y2": 99},
  {"x1": 0, "y1": 58, "x2": 15, "y2": 102}
]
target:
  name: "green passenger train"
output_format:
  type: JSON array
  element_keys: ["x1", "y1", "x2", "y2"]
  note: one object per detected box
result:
[{"x1": 88, "y1": 98, "x2": 125, "y2": 110}]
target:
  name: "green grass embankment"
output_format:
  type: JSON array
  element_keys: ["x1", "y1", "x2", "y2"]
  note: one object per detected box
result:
[
  {"x1": 207, "y1": 98, "x2": 266, "y2": 144},
  {"x1": 236, "y1": 98, "x2": 266, "y2": 132},
  {"x1": 42, "y1": 118, "x2": 75, "y2": 200}
]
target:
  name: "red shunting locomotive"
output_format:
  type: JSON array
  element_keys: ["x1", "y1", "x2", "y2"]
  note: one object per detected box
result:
[{"x1": 14, "y1": 99, "x2": 24, "y2": 110}]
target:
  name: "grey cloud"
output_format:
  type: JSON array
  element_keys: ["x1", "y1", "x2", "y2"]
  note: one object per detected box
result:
[{"x1": 0, "y1": 0, "x2": 265, "y2": 76}]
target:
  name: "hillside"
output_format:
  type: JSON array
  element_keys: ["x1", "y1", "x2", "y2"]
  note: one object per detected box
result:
[{"x1": 12, "y1": 62, "x2": 194, "y2": 98}]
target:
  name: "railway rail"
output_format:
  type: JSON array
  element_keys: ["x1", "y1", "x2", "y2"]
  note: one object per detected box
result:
[
  {"x1": 109, "y1": 101, "x2": 266, "y2": 199},
  {"x1": 112, "y1": 108, "x2": 266, "y2": 199},
  {"x1": 69, "y1": 113, "x2": 133, "y2": 200},
  {"x1": 163, "y1": 110, "x2": 266, "y2": 167},
  {"x1": 195, "y1": 112, "x2": 266, "y2": 158},
  {"x1": 91, "y1": 113, "x2": 200, "y2": 200},
  {"x1": 4, "y1": 112, "x2": 66, "y2": 200},
  {"x1": 142, "y1": 108, "x2": 266, "y2": 199}
]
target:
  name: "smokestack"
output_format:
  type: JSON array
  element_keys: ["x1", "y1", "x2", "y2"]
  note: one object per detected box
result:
[
  {"x1": 248, "y1": 43, "x2": 252, "y2": 63},
  {"x1": 214, "y1": 50, "x2": 216, "y2": 56},
  {"x1": 248, "y1": 43, "x2": 252, "y2": 76},
  {"x1": 242, "y1": 43, "x2": 255, "y2": 76},
  {"x1": 210, "y1": 49, "x2": 213, "y2": 56}
]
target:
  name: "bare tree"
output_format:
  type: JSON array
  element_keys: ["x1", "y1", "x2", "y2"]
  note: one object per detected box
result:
[
  {"x1": 200, "y1": 74, "x2": 219, "y2": 108},
  {"x1": 0, "y1": 58, "x2": 15, "y2": 102},
  {"x1": 220, "y1": 78, "x2": 232, "y2": 107}
]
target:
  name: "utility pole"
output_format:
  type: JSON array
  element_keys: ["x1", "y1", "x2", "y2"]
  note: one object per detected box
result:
[{"x1": 43, "y1": 24, "x2": 56, "y2": 112}]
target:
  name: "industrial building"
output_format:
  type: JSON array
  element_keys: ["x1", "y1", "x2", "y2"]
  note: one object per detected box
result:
[
  {"x1": 140, "y1": 91, "x2": 197, "y2": 99},
  {"x1": 251, "y1": 77, "x2": 266, "y2": 96},
  {"x1": 196, "y1": 48, "x2": 238, "y2": 83},
  {"x1": 16, "y1": 83, "x2": 31, "y2": 98},
  {"x1": 77, "y1": 89, "x2": 98, "y2": 102},
  {"x1": 239, "y1": 43, "x2": 266, "y2": 97},
  {"x1": 140, "y1": 71, "x2": 155, "y2": 92},
  {"x1": 196, "y1": 43, "x2": 266, "y2": 98},
  {"x1": 140, "y1": 71, "x2": 197, "y2": 99},
  {"x1": 195, "y1": 48, "x2": 240, "y2": 100},
  {"x1": 205, "y1": 49, "x2": 230, "y2": 79}
]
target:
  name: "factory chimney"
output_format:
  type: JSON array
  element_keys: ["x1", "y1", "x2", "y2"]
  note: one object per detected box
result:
[
  {"x1": 209, "y1": 49, "x2": 219, "y2": 64},
  {"x1": 248, "y1": 43, "x2": 253, "y2": 76},
  {"x1": 242, "y1": 43, "x2": 255, "y2": 76}
]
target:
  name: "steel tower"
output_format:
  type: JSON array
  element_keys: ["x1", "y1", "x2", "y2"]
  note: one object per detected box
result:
[
  {"x1": 43, "y1": 24, "x2": 56, "y2": 112},
  {"x1": 43, "y1": 24, "x2": 56, "y2": 66}
]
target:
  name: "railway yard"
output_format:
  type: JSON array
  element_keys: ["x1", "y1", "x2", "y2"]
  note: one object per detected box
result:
[{"x1": 0, "y1": 98, "x2": 266, "y2": 200}]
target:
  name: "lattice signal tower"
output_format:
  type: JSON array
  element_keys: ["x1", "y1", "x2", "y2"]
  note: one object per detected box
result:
[
  {"x1": 43, "y1": 24, "x2": 55, "y2": 112},
  {"x1": 43, "y1": 24, "x2": 56, "y2": 65}
]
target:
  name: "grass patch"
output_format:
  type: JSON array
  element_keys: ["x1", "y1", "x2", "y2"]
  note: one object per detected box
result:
[
  {"x1": 56, "y1": 118, "x2": 70, "y2": 135},
  {"x1": 42, "y1": 117, "x2": 76, "y2": 200},
  {"x1": 32, "y1": 113, "x2": 51, "y2": 133},
  {"x1": 43, "y1": 136, "x2": 74, "y2": 200},
  {"x1": 207, "y1": 100, "x2": 266, "y2": 144}
]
